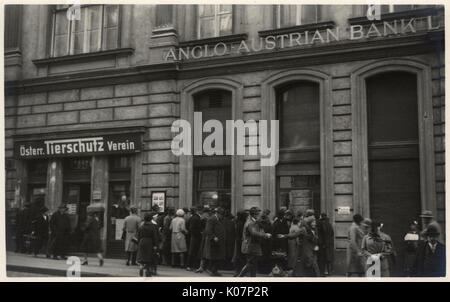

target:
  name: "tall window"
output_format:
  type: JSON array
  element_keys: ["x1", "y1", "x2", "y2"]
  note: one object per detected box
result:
[
  {"x1": 155, "y1": 5, "x2": 174, "y2": 28},
  {"x1": 276, "y1": 82, "x2": 321, "y2": 215},
  {"x1": 52, "y1": 5, "x2": 119, "y2": 57},
  {"x1": 197, "y1": 5, "x2": 232, "y2": 39},
  {"x1": 366, "y1": 71, "x2": 420, "y2": 276},
  {"x1": 193, "y1": 89, "x2": 232, "y2": 211},
  {"x1": 276, "y1": 5, "x2": 322, "y2": 28}
]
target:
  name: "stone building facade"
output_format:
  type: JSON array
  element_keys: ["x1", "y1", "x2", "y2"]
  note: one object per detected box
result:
[{"x1": 4, "y1": 4, "x2": 445, "y2": 273}]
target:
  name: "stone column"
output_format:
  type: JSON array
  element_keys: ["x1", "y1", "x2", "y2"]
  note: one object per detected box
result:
[
  {"x1": 14, "y1": 160, "x2": 28, "y2": 209},
  {"x1": 46, "y1": 159, "x2": 63, "y2": 213},
  {"x1": 91, "y1": 156, "x2": 109, "y2": 252}
]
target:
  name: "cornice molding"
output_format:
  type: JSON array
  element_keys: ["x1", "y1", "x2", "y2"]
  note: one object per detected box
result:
[
  {"x1": 32, "y1": 48, "x2": 135, "y2": 67},
  {"x1": 5, "y1": 30, "x2": 443, "y2": 96}
]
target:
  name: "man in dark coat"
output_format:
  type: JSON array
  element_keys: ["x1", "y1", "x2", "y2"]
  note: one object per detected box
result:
[
  {"x1": 238, "y1": 207, "x2": 272, "y2": 277},
  {"x1": 30, "y1": 206, "x2": 49, "y2": 257},
  {"x1": 186, "y1": 206, "x2": 203, "y2": 271},
  {"x1": 259, "y1": 209, "x2": 273, "y2": 274},
  {"x1": 413, "y1": 225, "x2": 446, "y2": 277},
  {"x1": 271, "y1": 208, "x2": 289, "y2": 254},
  {"x1": 49, "y1": 205, "x2": 71, "y2": 259},
  {"x1": 204, "y1": 207, "x2": 226, "y2": 276},
  {"x1": 317, "y1": 213, "x2": 334, "y2": 276}
]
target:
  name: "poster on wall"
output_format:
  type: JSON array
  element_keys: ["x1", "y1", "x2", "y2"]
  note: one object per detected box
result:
[
  {"x1": 151, "y1": 191, "x2": 165, "y2": 213},
  {"x1": 115, "y1": 219, "x2": 125, "y2": 240}
]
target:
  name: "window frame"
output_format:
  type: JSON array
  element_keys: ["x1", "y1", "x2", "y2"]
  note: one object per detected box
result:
[
  {"x1": 50, "y1": 4, "x2": 121, "y2": 57},
  {"x1": 275, "y1": 4, "x2": 320, "y2": 28},
  {"x1": 351, "y1": 60, "x2": 436, "y2": 219},
  {"x1": 197, "y1": 5, "x2": 233, "y2": 39}
]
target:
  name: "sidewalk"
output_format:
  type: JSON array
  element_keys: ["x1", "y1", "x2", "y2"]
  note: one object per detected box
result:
[{"x1": 6, "y1": 251, "x2": 235, "y2": 278}]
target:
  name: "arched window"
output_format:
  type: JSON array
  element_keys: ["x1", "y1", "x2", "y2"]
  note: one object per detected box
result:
[
  {"x1": 366, "y1": 71, "x2": 420, "y2": 276},
  {"x1": 276, "y1": 81, "x2": 321, "y2": 215},
  {"x1": 192, "y1": 89, "x2": 232, "y2": 211}
]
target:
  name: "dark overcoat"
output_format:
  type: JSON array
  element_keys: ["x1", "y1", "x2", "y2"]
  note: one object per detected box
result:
[
  {"x1": 80, "y1": 216, "x2": 102, "y2": 253},
  {"x1": 317, "y1": 217, "x2": 334, "y2": 262},
  {"x1": 137, "y1": 222, "x2": 159, "y2": 265},
  {"x1": 204, "y1": 215, "x2": 226, "y2": 260},
  {"x1": 414, "y1": 241, "x2": 446, "y2": 277},
  {"x1": 188, "y1": 213, "x2": 202, "y2": 260},
  {"x1": 49, "y1": 211, "x2": 71, "y2": 255}
]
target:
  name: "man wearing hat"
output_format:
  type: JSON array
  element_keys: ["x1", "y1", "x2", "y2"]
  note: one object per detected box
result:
[
  {"x1": 48, "y1": 204, "x2": 71, "y2": 260},
  {"x1": 203, "y1": 207, "x2": 226, "y2": 276},
  {"x1": 413, "y1": 224, "x2": 446, "y2": 277},
  {"x1": 238, "y1": 207, "x2": 272, "y2": 277},
  {"x1": 420, "y1": 210, "x2": 442, "y2": 242},
  {"x1": 123, "y1": 206, "x2": 142, "y2": 265}
]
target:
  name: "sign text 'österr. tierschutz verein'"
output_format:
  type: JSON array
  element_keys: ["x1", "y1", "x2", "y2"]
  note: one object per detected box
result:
[
  {"x1": 164, "y1": 15, "x2": 441, "y2": 61},
  {"x1": 14, "y1": 133, "x2": 141, "y2": 159}
]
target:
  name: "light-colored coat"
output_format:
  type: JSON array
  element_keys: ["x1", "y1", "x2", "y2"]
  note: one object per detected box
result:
[
  {"x1": 123, "y1": 214, "x2": 142, "y2": 252},
  {"x1": 170, "y1": 216, "x2": 187, "y2": 253},
  {"x1": 346, "y1": 222, "x2": 365, "y2": 274}
]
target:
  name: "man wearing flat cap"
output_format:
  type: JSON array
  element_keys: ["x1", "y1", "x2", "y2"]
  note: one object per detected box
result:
[
  {"x1": 238, "y1": 207, "x2": 272, "y2": 277},
  {"x1": 413, "y1": 224, "x2": 446, "y2": 277}
]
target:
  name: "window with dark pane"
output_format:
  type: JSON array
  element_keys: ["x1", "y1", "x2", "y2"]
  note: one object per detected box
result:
[
  {"x1": 277, "y1": 81, "x2": 320, "y2": 149},
  {"x1": 366, "y1": 71, "x2": 421, "y2": 276},
  {"x1": 193, "y1": 89, "x2": 232, "y2": 211},
  {"x1": 275, "y1": 81, "x2": 321, "y2": 215}
]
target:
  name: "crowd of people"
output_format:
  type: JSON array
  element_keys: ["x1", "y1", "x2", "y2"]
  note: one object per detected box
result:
[
  {"x1": 346, "y1": 212, "x2": 445, "y2": 277},
  {"x1": 123, "y1": 205, "x2": 335, "y2": 277},
  {"x1": 13, "y1": 199, "x2": 445, "y2": 278}
]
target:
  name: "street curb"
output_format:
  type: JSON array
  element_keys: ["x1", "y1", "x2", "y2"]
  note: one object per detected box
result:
[{"x1": 6, "y1": 264, "x2": 122, "y2": 277}]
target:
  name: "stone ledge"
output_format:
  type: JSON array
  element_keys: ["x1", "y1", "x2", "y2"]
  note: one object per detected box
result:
[{"x1": 32, "y1": 48, "x2": 135, "y2": 67}]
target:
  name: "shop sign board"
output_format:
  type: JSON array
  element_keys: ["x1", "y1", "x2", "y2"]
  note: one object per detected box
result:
[{"x1": 14, "y1": 133, "x2": 142, "y2": 159}]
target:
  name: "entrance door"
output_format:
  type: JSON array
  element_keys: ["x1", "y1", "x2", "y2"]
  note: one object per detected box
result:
[
  {"x1": 62, "y1": 183, "x2": 91, "y2": 250},
  {"x1": 366, "y1": 71, "x2": 421, "y2": 276}
]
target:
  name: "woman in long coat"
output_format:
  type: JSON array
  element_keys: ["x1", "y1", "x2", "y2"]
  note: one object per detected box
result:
[
  {"x1": 361, "y1": 220, "x2": 392, "y2": 277},
  {"x1": 123, "y1": 207, "x2": 141, "y2": 265},
  {"x1": 346, "y1": 214, "x2": 365, "y2": 276},
  {"x1": 170, "y1": 209, "x2": 188, "y2": 267},
  {"x1": 299, "y1": 216, "x2": 320, "y2": 277},
  {"x1": 137, "y1": 212, "x2": 159, "y2": 277},
  {"x1": 80, "y1": 212, "x2": 104, "y2": 266},
  {"x1": 286, "y1": 217, "x2": 301, "y2": 272}
]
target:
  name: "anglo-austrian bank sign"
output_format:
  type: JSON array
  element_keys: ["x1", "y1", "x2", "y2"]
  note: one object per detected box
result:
[{"x1": 14, "y1": 133, "x2": 142, "y2": 159}]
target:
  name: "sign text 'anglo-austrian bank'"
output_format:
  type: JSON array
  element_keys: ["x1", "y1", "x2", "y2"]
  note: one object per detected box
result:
[
  {"x1": 14, "y1": 133, "x2": 142, "y2": 159},
  {"x1": 164, "y1": 15, "x2": 442, "y2": 61}
]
